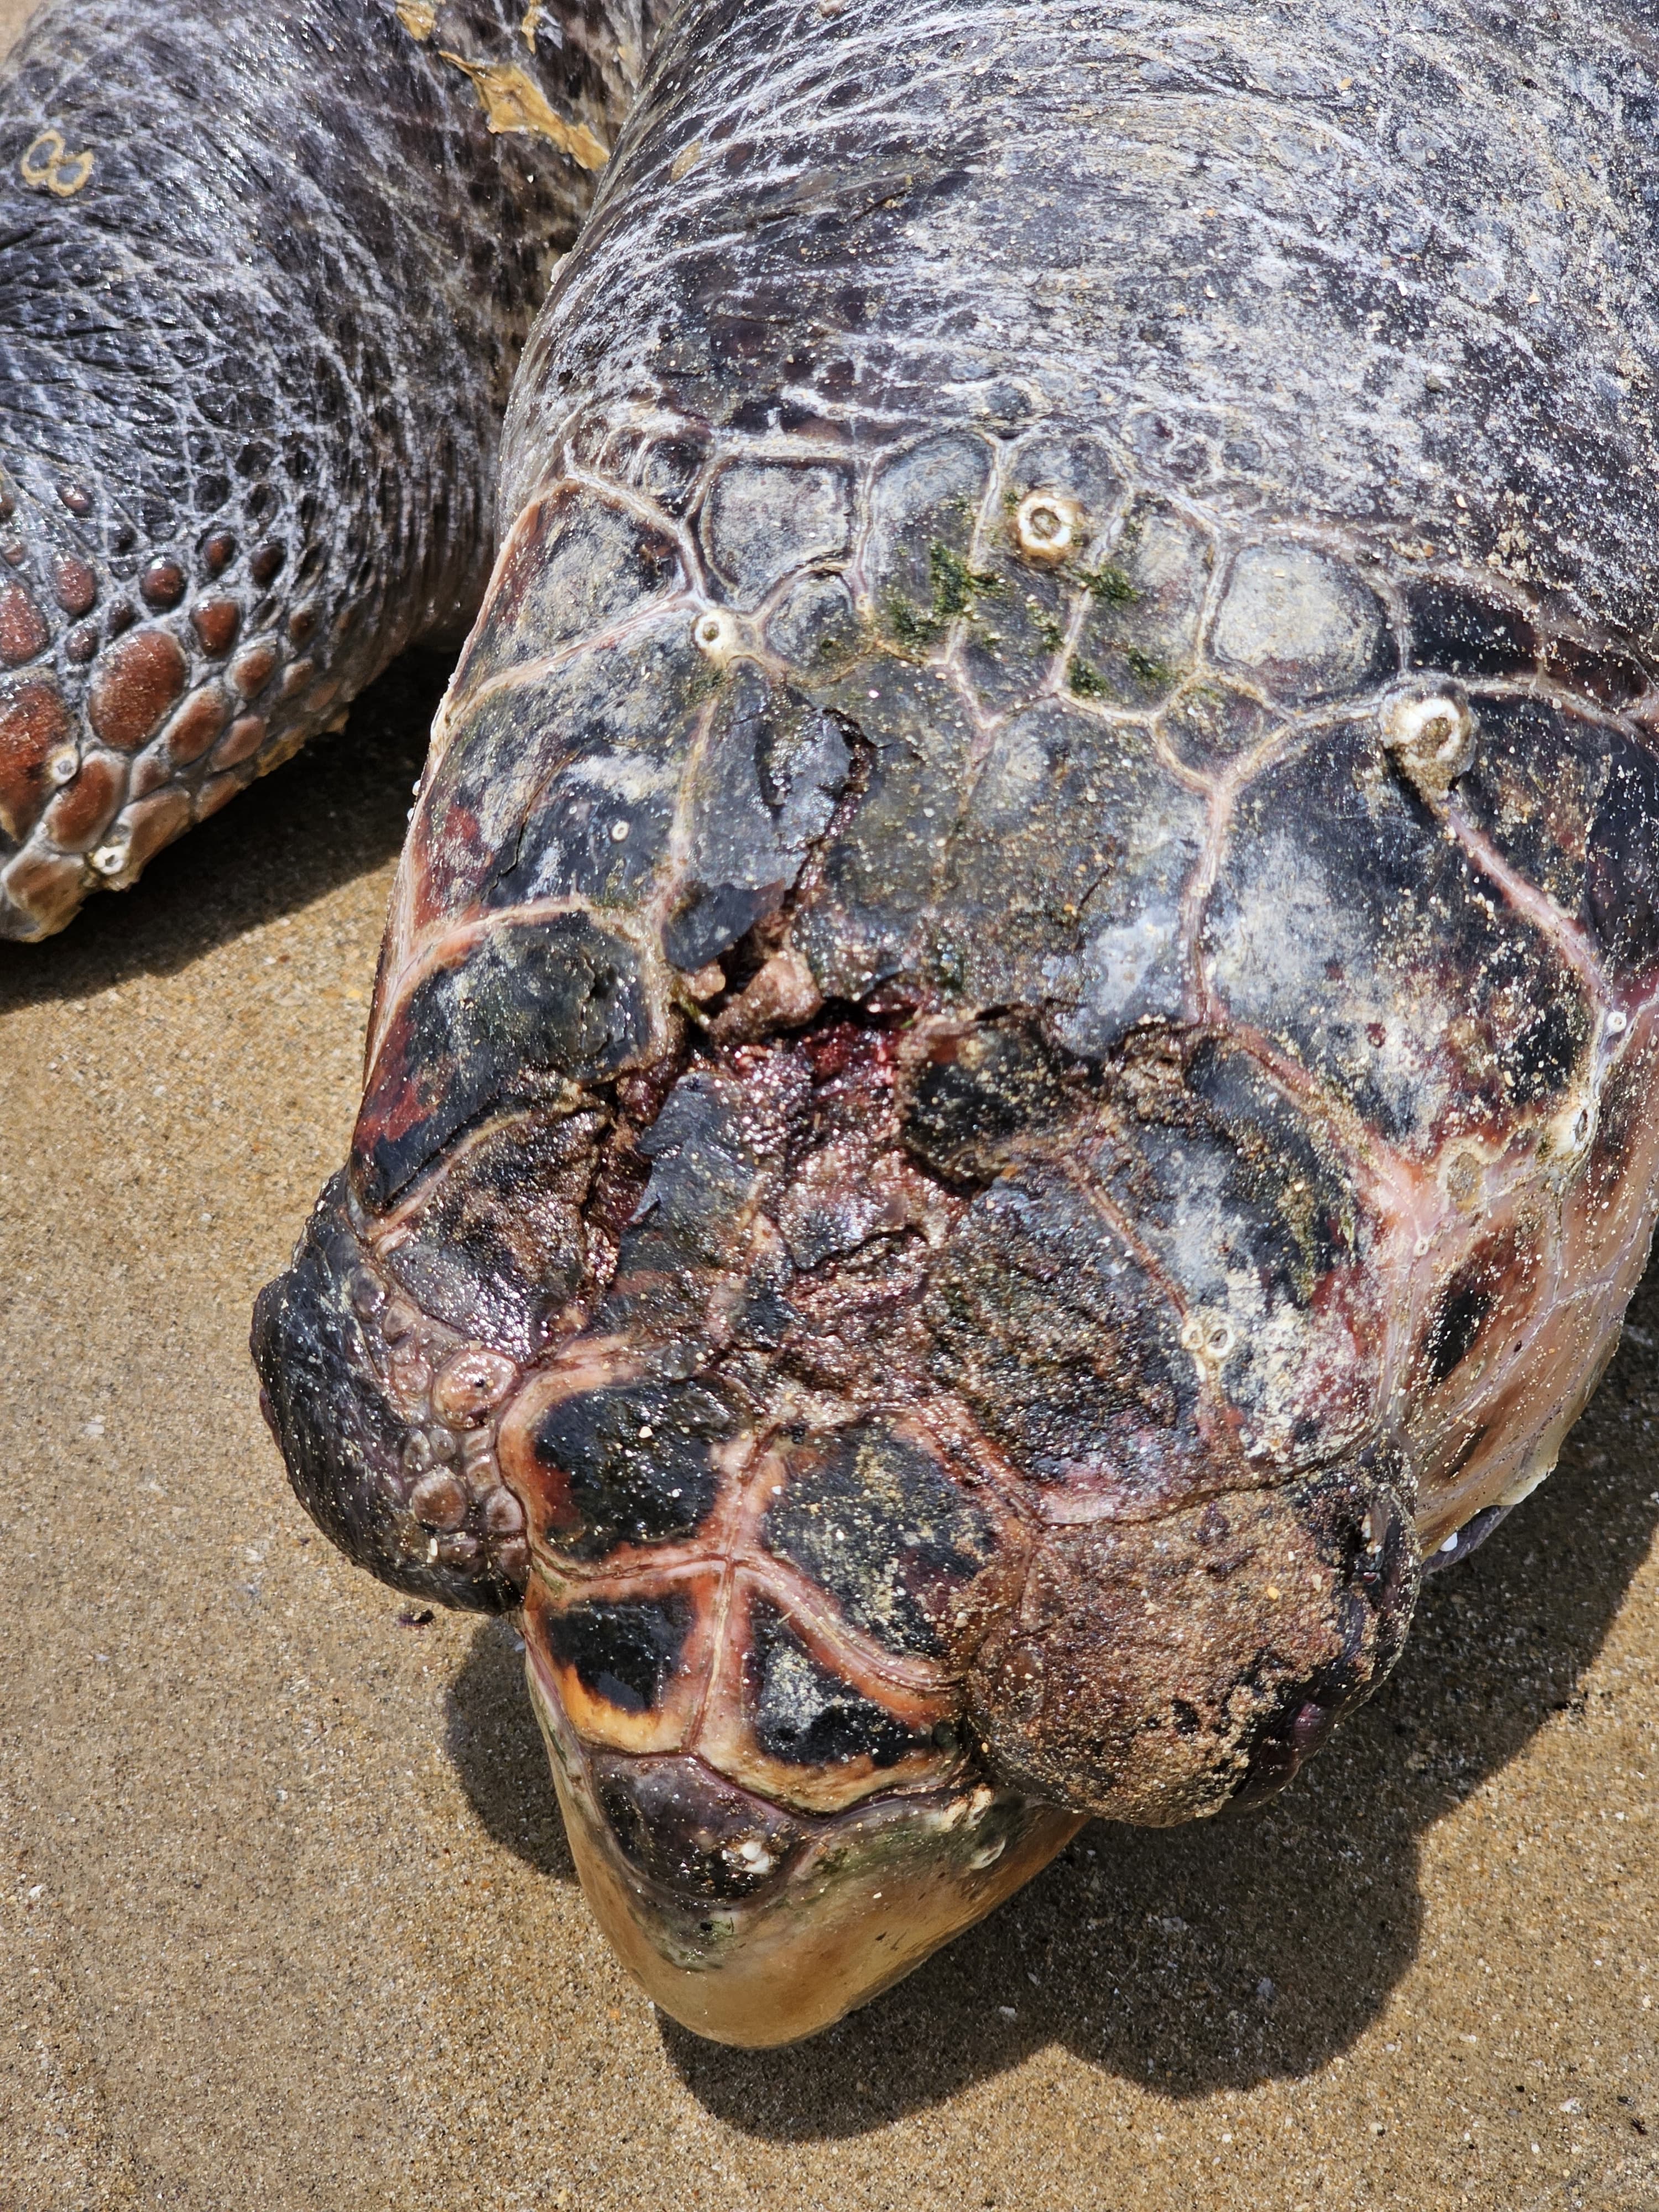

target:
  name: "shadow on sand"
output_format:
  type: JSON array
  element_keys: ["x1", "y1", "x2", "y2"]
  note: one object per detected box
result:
[{"x1": 446, "y1": 1268, "x2": 1659, "y2": 2134}]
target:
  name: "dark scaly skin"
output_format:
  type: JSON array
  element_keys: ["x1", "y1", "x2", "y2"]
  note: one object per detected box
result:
[
  {"x1": 256, "y1": 0, "x2": 1659, "y2": 2041},
  {"x1": 0, "y1": 0, "x2": 671, "y2": 938}
]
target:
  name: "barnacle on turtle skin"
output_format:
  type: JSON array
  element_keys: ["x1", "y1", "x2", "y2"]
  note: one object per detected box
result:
[{"x1": 22, "y1": 0, "x2": 1659, "y2": 2044}]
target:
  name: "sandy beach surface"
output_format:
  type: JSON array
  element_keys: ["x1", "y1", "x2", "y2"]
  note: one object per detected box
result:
[{"x1": 1, "y1": 5, "x2": 1657, "y2": 2203}]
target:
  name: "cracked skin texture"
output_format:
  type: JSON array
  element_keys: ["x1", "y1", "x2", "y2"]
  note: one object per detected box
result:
[
  {"x1": 226, "y1": 0, "x2": 1659, "y2": 2041},
  {"x1": 0, "y1": 0, "x2": 674, "y2": 937}
]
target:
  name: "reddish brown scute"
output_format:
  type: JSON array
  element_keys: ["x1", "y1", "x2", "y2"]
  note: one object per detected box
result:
[
  {"x1": 0, "y1": 676, "x2": 69, "y2": 842},
  {"x1": 86, "y1": 629, "x2": 187, "y2": 749}
]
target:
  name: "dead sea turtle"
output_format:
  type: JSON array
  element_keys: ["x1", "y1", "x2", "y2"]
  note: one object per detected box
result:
[{"x1": 10, "y1": 0, "x2": 1659, "y2": 2047}]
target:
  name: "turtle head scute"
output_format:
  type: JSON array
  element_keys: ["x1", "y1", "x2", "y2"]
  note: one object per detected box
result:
[
  {"x1": 967, "y1": 1458, "x2": 1420, "y2": 1824},
  {"x1": 252, "y1": 1172, "x2": 528, "y2": 1615}
]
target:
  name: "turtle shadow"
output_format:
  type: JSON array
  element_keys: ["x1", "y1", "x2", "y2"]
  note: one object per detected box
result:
[
  {"x1": 0, "y1": 651, "x2": 448, "y2": 1011},
  {"x1": 445, "y1": 1616, "x2": 576, "y2": 1885},
  {"x1": 439, "y1": 1287, "x2": 1659, "y2": 2136}
]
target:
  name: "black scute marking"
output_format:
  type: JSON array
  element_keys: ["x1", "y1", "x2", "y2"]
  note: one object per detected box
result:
[
  {"x1": 1207, "y1": 717, "x2": 1593, "y2": 1152},
  {"x1": 926, "y1": 698, "x2": 1206, "y2": 1045},
  {"x1": 1588, "y1": 733, "x2": 1659, "y2": 976},
  {"x1": 745, "y1": 1599, "x2": 932, "y2": 1768},
  {"x1": 1453, "y1": 695, "x2": 1611, "y2": 923},
  {"x1": 533, "y1": 1378, "x2": 733, "y2": 1559},
  {"x1": 1405, "y1": 580, "x2": 1538, "y2": 677},
  {"x1": 544, "y1": 1592, "x2": 693, "y2": 1714},
  {"x1": 1117, "y1": 1035, "x2": 1366, "y2": 1306},
  {"x1": 664, "y1": 664, "x2": 851, "y2": 971},
  {"x1": 353, "y1": 913, "x2": 648, "y2": 1209},
  {"x1": 1422, "y1": 1280, "x2": 1495, "y2": 1389},
  {"x1": 761, "y1": 1422, "x2": 998, "y2": 1658},
  {"x1": 902, "y1": 1018, "x2": 1076, "y2": 1180},
  {"x1": 926, "y1": 1165, "x2": 1202, "y2": 1504},
  {"x1": 589, "y1": 1060, "x2": 800, "y2": 1340}
]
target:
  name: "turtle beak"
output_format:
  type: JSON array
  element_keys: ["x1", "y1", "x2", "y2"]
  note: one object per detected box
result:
[{"x1": 521, "y1": 1625, "x2": 1080, "y2": 2046}]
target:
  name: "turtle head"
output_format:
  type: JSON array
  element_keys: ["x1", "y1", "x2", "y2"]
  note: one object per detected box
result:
[
  {"x1": 525, "y1": 1672, "x2": 1081, "y2": 2047},
  {"x1": 254, "y1": 990, "x2": 1422, "y2": 2044}
]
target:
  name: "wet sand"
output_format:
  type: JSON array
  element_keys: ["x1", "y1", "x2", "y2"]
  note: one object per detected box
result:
[{"x1": 2, "y1": 653, "x2": 1655, "y2": 2211}]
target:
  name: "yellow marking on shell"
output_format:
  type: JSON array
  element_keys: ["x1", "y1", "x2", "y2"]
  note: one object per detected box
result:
[
  {"x1": 395, "y1": 0, "x2": 439, "y2": 39},
  {"x1": 438, "y1": 54, "x2": 609, "y2": 169},
  {"x1": 519, "y1": 2, "x2": 544, "y2": 50},
  {"x1": 670, "y1": 138, "x2": 705, "y2": 182},
  {"x1": 20, "y1": 129, "x2": 93, "y2": 198}
]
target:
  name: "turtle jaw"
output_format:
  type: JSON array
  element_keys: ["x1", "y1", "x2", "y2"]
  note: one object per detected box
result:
[{"x1": 523, "y1": 1635, "x2": 1080, "y2": 2047}]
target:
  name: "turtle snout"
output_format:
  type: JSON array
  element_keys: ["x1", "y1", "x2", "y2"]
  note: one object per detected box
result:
[{"x1": 252, "y1": 1172, "x2": 529, "y2": 1613}]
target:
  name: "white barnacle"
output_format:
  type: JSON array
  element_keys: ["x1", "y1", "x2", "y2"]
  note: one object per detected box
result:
[
  {"x1": 1180, "y1": 1310, "x2": 1235, "y2": 1364},
  {"x1": 45, "y1": 744, "x2": 79, "y2": 786},
  {"x1": 1380, "y1": 680, "x2": 1474, "y2": 802},
  {"x1": 692, "y1": 607, "x2": 738, "y2": 660},
  {"x1": 1541, "y1": 1091, "x2": 1596, "y2": 1166},
  {"x1": 89, "y1": 835, "x2": 130, "y2": 877},
  {"x1": 1014, "y1": 489, "x2": 1080, "y2": 564}
]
